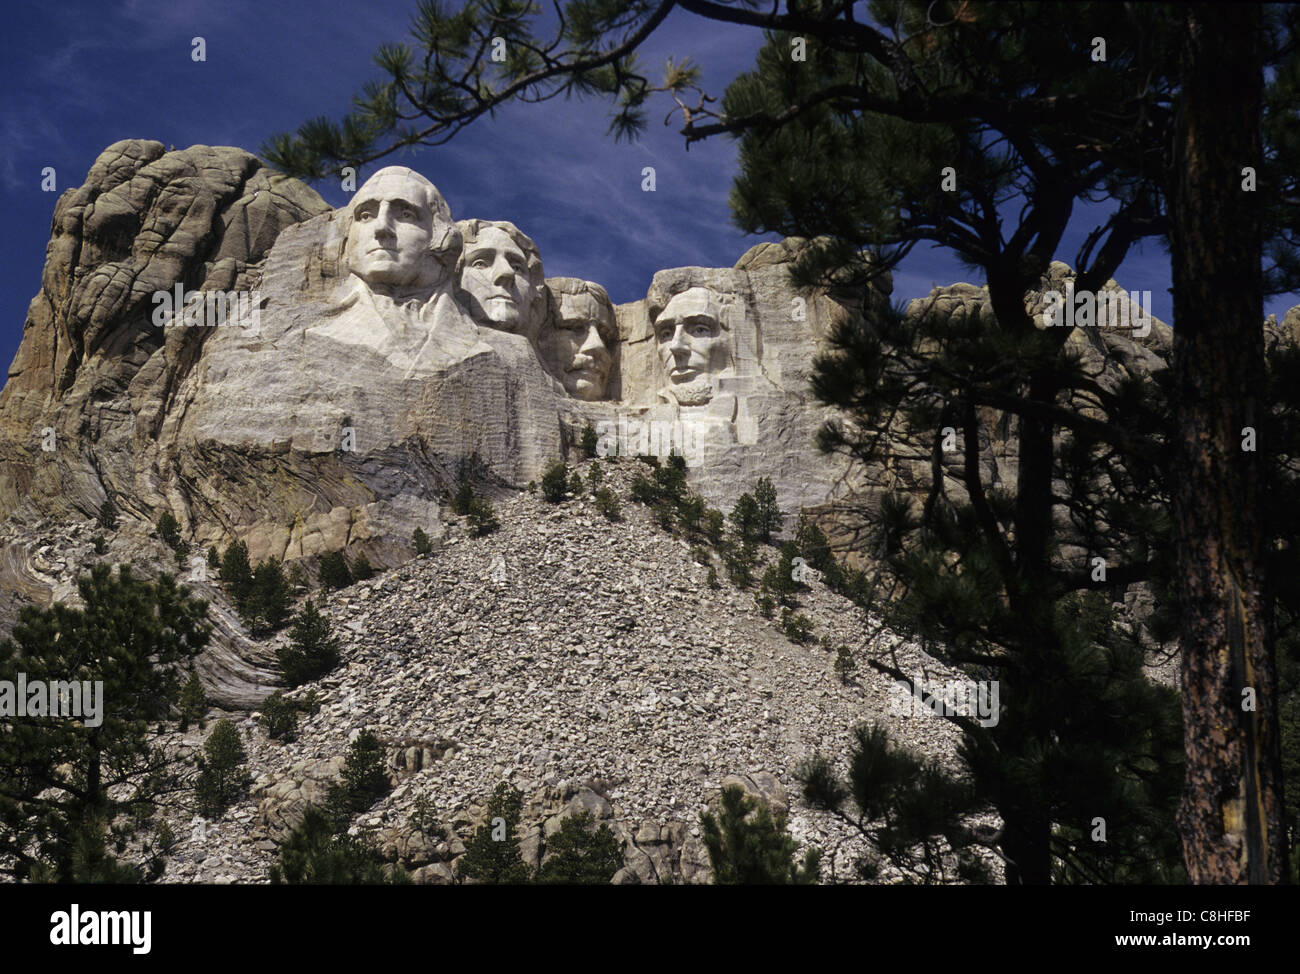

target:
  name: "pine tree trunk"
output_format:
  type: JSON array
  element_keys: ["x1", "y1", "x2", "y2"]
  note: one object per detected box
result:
[
  {"x1": 1169, "y1": 2, "x2": 1286, "y2": 884},
  {"x1": 1002, "y1": 809, "x2": 1052, "y2": 885}
]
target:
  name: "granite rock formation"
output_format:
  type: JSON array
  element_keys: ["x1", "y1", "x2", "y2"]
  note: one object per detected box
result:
[
  {"x1": 0, "y1": 142, "x2": 889, "y2": 576},
  {"x1": 1, "y1": 141, "x2": 1187, "y2": 705}
]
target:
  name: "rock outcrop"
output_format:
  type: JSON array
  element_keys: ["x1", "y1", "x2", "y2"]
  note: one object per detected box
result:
[
  {"x1": 2, "y1": 140, "x2": 1245, "y2": 886},
  {"x1": 0, "y1": 140, "x2": 330, "y2": 526},
  {"x1": 0, "y1": 143, "x2": 884, "y2": 577},
  {"x1": 0, "y1": 140, "x2": 1192, "y2": 713}
]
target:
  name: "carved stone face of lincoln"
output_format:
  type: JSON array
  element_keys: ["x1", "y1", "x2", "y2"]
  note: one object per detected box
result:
[
  {"x1": 654, "y1": 286, "x2": 731, "y2": 405},
  {"x1": 344, "y1": 168, "x2": 451, "y2": 292}
]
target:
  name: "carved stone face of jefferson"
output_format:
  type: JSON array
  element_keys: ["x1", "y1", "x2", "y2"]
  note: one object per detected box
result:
[
  {"x1": 344, "y1": 168, "x2": 452, "y2": 293},
  {"x1": 655, "y1": 286, "x2": 731, "y2": 405},
  {"x1": 455, "y1": 220, "x2": 546, "y2": 341}
]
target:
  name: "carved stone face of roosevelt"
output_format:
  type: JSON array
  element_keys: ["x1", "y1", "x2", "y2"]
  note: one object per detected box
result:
[
  {"x1": 655, "y1": 287, "x2": 731, "y2": 405},
  {"x1": 547, "y1": 289, "x2": 614, "y2": 400},
  {"x1": 344, "y1": 169, "x2": 448, "y2": 292}
]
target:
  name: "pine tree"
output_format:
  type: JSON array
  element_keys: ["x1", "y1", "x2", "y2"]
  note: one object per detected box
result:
[
  {"x1": 178, "y1": 672, "x2": 207, "y2": 731},
  {"x1": 244, "y1": 557, "x2": 293, "y2": 634},
  {"x1": 156, "y1": 512, "x2": 182, "y2": 551},
  {"x1": 451, "y1": 478, "x2": 476, "y2": 516},
  {"x1": 699, "y1": 785, "x2": 819, "y2": 885},
  {"x1": 460, "y1": 782, "x2": 530, "y2": 884},
  {"x1": 206, "y1": 545, "x2": 220, "y2": 570},
  {"x1": 798, "y1": 727, "x2": 992, "y2": 884},
  {"x1": 277, "y1": 600, "x2": 341, "y2": 687},
  {"x1": 535, "y1": 812, "x2": 624, "y2": 884},
  {"x1": 833, "y1": 647, "x2": 855, "y2": 685},
  {"x1": 722, "y1": 540, "x2": 758, "y2": 589},
  {"x1": 580, "y1": 423, "x2": 599, "y2": 459},
  {"x1": 97, "y1": 499, "x2": 117, "y2": 531},
  {"x1": 628, "y1": 472, "x2": 658, "y2": 505},
  {"x1": 326, "y1": 730, "x2": 392, "y2": 822},
  {"x1": 270, "y1": 805, "x2": 408, "y2": 884},
  {"x1": 540, "y1": 460, "x2": 568, "y2": 503},
  {"x1": 219, "y1": 539, "x2": 254, "y2": 609},
  {"x1": 351, "y1": 553, "x2": 375, "y2": 582},
  {"x1": 412, "y1": 526, "x2": 433, "y2": 555},
  {"x1": 317, "y1": 550, "x2": 353, "y2": 590},
  {"x1": 729, "y1": 493, "x2": 759, "y2": 545},
  {"x1": 704, "y1": 508, "x2": 726, "y2": 546},
  {"x1": 593, "y1": 487, "x2": 621, "y2": 522},
  {"x1": 652, "y1": 455, "x2": 687, "y2": 505},
  {"x1": 796, "y1": 516, "x2": 832, "y2": 571},
  {"x1": 752, "y1": 477, "x2": 782, "y2": 543},
  {"x1": 194, "y1": 718, "x2": 249, "y2": 819},
  {"x1": 761, "y1": 543, "x2": 806, "y2": 608},
  {"x1": 467, "y1": 497, "x2": 499, "y2": 536},
  {"x1": 258, "y1": 691, "x2": 299, "y2": 741},
  {"x1": 0, "y1": 563, "x2": 211, "y2": 881},
  {"x1": 1167, "y1": 2, "x2": 1285, "y2": 882},
  {"x1": 40, "y1": 813, "x2": 152, "y2": 884},
  {"x1": 674, "y1": 495, "x2": 704, "y2": 538}
]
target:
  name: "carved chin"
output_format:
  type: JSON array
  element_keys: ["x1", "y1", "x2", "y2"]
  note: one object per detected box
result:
[
  {"x1": 667, "y1": 375, "x2": 714, "y2": 405},
  {"x1": 474, "y1": 297, "x2": 521, "y2": 327},
  {"x1": 567, "y1": 373, "x2": 606, "y2": 401}
]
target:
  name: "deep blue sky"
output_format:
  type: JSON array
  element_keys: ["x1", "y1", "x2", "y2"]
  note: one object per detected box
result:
[{"x1": 2, "y1": 0, "x2": 1296, "y2": 374}]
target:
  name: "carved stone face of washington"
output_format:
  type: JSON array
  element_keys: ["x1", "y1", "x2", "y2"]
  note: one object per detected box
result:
[
  {"x1": 344, "y1": 168, "x2": 453, "y2": 294},
  {"x1": 655, "y1": 286, "x2": 732, "y2": 406}
]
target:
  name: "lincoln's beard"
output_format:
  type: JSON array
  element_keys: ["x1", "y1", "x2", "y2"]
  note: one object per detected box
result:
[{"x1": 666, "y1": 373, "x2": 715, "y2": 406}]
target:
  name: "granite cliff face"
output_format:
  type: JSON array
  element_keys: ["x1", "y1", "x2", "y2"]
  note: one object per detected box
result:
[
  {"x1": 0, "y1": 140, "x2": 331, "y2": 527},
  {"x1": 1, "y1": 140, "x2": 1230, "y2": 884},
  {"x1": 0, "y1": 140, "x2": 1187, "y2": 706},
  {"x1": 0, "y1": 142, "x2": 886, "y2": 575}
]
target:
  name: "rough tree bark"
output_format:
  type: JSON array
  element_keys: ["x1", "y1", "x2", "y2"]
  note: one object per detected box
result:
[{"x1": 1168, "y1": 1, "x2": 1287, "y2": 883}]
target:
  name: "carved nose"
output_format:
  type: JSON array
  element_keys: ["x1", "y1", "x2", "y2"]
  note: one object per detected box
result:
[
  {"x1": 579, "y1": 326, "x2": 605, "y2": 354},
  {"x1": 492, "y1": 258, "x2": 515, "y2": 284}
]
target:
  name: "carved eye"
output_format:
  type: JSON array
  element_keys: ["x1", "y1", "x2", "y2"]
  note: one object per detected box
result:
[
  {"x1": 657, "y1": 328, "x2": 673, "y2": 343},
  {"x1": 471, "y1": 257, "x2": 490, "y2": 269},
  {"x1": 690, "y1": 324, "x2": 715, "y2": 338},
  {"x1": 357, "y1": 210, "x2": 375, "y2": 221},
  {"x1": 400, "y1": 206, "x2": 417, "y2": 220}
]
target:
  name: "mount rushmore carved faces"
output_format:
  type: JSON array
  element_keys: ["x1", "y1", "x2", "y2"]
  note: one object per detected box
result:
[
  {"x1": 343, "y1": 168, "x2": 457, "y2": 295},
  {"x1": 310, "y1": 167, "x2": 477, "y2": 374},
  {"x1": 455, "y1": 219, "x2": 547, "y2": 342},
  {"x1": 543, "y1": 278, "x2": 616, "y2": 401},
  {"x1": 654, "y1": 286, "x2": 733, "y2": 406}
]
